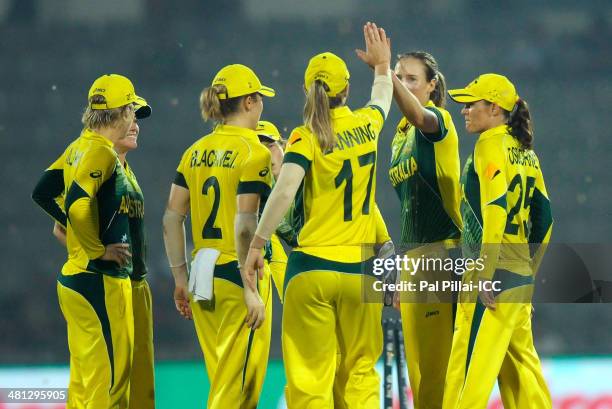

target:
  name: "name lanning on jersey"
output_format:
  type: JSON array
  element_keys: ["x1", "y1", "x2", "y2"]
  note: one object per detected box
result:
[
  {"x1": 190, "y1": 149, "x2": 238, "y2": 169},
  {"x1": 334, "y1": 123, "x2": 376, "y2": 151}
]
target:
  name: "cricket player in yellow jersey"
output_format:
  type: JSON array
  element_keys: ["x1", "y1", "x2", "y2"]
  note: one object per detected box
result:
[
  {"x1": 31, "y1": 74, "x2": 150, "y2": 408},
  {"x1": 443, "y1": 74, "x2": 553, "y2": 409},
  {"x1": 243, "y1": 23, "x2": 393, "y2": 408},
  {"x1": 33, "y1": 109, "x2": 156, "y2": 409},
  {"x1": 162, "y1": 64, "x2": 274, "y2": 408},
  {"x1": 357, "y1": 49, "x2": 463, "y2": 408}
]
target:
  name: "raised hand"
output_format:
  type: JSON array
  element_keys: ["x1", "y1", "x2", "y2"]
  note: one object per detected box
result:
[{"x1": 355, "y1": 22, "x2": 391, "y2": 74}]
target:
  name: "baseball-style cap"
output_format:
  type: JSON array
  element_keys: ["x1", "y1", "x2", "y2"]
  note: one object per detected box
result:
[
  {"x1": 88, "y1": 74, "x2": 151, "y2": 118},
  {"x1": 304, "y1": 52, "x2": 350, "y2": 97},
  {"x1": 256, "y1": 120, "x2": 282, "y2": 142},
  {"x1": 212, "y1": 64, "x2": 275, "y2": 99},
  {"x1": 448, "y1": 73, "x2": 519, "y2": 112}
]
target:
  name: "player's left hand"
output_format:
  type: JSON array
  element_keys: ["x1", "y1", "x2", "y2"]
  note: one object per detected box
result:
[
  {"x1": 355, "y1": 22, "x2": 391, "y2": 70},
  {"x1": 479, "y1": 283, "x2": 496, "y2": 311},
  {"x1": 174, "y1": 284, "x2": 193, "y2": 320},
  {"x1": 243, "y1": 247, "x2": 265, "y2": 292}
]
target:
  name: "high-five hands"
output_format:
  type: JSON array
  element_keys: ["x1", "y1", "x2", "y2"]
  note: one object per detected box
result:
[{"x1": 355, "y1": 22, "x2": 391, "y2": 73}]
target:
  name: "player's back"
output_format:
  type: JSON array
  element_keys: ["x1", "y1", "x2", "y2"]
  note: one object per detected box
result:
[
  {"x1": 176, "y1": 124, "x2": 272, "y2": 264},
  {"x1": 285, "y1": 105, "x2": 385, "y2": 262},
  {"x1": 462, "y1": 125, "x2": 551, "y2": 271}
]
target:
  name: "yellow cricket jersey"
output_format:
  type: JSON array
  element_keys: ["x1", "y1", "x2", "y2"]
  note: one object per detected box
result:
[
  {"x1": 461, "y1": 124, "x2": 553, "y2": 277},
  {"x1": 174, "y1": 124, "x2": 272, "y2": 264},
  {"x1": 283, "y1": 105, "x2": 385, "y2": 263},
  {"x1": 61, "y1": 129, "x2": 135, "y2": 277},
  {"x1": 388, "y1": 101, "x2": 462, "y2": 246}
]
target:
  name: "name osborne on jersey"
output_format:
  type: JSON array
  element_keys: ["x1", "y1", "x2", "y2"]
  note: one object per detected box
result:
[
  {"x1": 388, "y1": 157, "x2": 418, "y2": 187},
  {"x1": 507, "y1": 147, "x2": 539, "y2": 169},
  {"x1": 189, "y1": 149, "x2": 238, "y2": 169},
  {"x1": 334, "y1": 123, "x2": 376, "y2": 151}
]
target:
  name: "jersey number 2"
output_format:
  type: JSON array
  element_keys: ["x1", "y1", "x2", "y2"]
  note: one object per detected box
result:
[
  {"x1": 505, "y1": 174, "x2": 535, "y2": 235},
  {"x1": 202, "y1": 176, "x2": 222, "y2": 239},
  {"x1": 334, "y1": 151, "x2": 376, "y2": 221}
]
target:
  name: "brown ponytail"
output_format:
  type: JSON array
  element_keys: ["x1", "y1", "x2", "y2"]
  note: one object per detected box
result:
[
  {"x1": 199, "y1": 84, "x2": 248, "y2": 123},
  {"x1": 507, "y1": 99, "x2": 533, "y2": 149},
  {"x1": 303, "y1": 80, "x2": 341, "y2": 152},
  {"x1": 397, "y1": 51, "x2": 446, "y2": 108}
]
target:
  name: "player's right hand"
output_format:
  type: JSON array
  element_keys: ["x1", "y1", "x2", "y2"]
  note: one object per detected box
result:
[
  {"x1": 100, "y1": 243, "x2": 132, "y2": 267},
  {"x1": 243, "y1": 288, "x2": 265, "y2": 329}
]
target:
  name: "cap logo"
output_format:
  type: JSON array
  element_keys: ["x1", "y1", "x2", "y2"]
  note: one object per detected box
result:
[{"x1": 94, "y1": 88, "x2": 106, "y2": 92}]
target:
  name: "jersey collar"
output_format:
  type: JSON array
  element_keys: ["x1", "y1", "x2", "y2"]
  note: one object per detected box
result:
[
  {"x1": 330, "y1": 106, "x2": 352, "y2": 118},
  {"x1": 82, "y1": 128, "x2": 115, "y2": 148},
  {"x1": 479, "y1": 124, "x2": 510, "y2": 141},
  {"x1": 214, "y1": 124, "x2": 259, "y2": 141}
]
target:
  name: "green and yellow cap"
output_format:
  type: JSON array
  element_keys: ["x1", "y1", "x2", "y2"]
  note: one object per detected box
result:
[
  {"x1": 212, "y1": 64, "x2": 275, "y2": 99},
  {"x1": 304, "y1": 52, "x2": 350, "y2": 97},
  {"x1": 88, "y1": 74, "x2": 151, "y2": 118},
  {"x1": 448, "y1": 73, "x2": 519, "y2": 112},
  {"x1": 256, "y1": 120, "x2": 282, "y2": 142}
]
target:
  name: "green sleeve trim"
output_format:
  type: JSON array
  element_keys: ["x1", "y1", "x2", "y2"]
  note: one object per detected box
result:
[
  {"x1": 422, "y1": 106, "x2": 448, "y2": 143},
  {"x1": 283, "y1": 152, "x2": 311, "y2": 172},
  {"x1": 237, "y1": 181, "x2": 271, "y2": 197},
  {"x1": 65, "y1": 182, "x2": 90, "y2": 220},
  {"x1": 529, "y1": 188, "x2": 553, "y2": 243},
  {"x1": 173, "y1": 171, "x2": 188, "y2": 189},
  {"x1": 32, "y1": 169, "x2": 67, "y2": 227},
  {"x1": 368, "y1": 104, "x2": 386, "y2": 121},
  {"x1": 488, "y1": 193, "x2": 507, "y2": 210}
]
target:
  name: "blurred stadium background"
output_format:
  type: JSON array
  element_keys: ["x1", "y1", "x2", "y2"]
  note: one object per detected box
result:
[{"x1": 1, "y1": 0, "x2": 611, "y2": 407}]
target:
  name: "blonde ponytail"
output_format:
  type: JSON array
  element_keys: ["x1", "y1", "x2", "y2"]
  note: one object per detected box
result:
[
  {"x1": 200, "y1": 84, "x2": 248, "y2": 123},
  {"x1": 303, "y1": 80, "x2": 336, "y2": 152}
]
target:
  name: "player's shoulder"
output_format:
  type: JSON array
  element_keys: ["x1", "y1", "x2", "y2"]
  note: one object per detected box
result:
[
  {"x1": 286, "y1": 126, "x2": 315, "y2": 148},
  {"x1": 354, "y1": 105, "x2": 385, "y2": 123}
]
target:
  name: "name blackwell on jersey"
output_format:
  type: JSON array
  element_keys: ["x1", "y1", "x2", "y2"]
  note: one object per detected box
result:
[{"x1": 189, "y1": 149, "x2": 238, "y2": 169}]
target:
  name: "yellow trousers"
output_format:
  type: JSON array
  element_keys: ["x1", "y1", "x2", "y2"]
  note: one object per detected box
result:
[
  {"x1": 129, "y1": 279, "x2": 155, "y2": 409},
  {"x1": 283, "y1": 254, "x2": 383, "y2": 409},
  {"x1": 58, "y1": 273, "x2": 134, "y2": 409},
  {"x1": 191, "y1": 261, "x2": 272, "y2": 409},
  {"x1": 443, "y1": 300, "x2": 551, "y2": 409}
]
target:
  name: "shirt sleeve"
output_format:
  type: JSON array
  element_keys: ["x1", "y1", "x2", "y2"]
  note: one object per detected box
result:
[
  {"x1": 174, "y1": 148, "x2": 192, "y2": 190},
  {"x1": 237, "y1": 144, "x2": 272, "y2": 197},
  {"x1": 529, "y1": 165, "x2": 553, "y2": 245},
  {"x1": 32, "y1": 151, "x2": 67, "y2": 227},
  {"x1": 65, "y1": 146, "x2": 117, "y2": 259},
  {"x1": 283, "y1": 127, "x2": 315, "y2": 172},
  {"x1": 421, "y1": 106, "x2": 449, "y2": 143}
]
